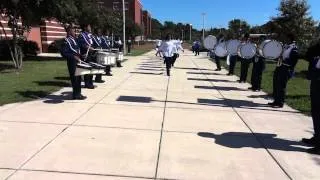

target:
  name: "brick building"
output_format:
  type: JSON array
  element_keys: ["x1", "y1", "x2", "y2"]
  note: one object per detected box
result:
[
  {"x1": 101, "y1": 0, "x2": 152, "y2": 37},
  {"x1": 0, "y1": 0, "x2": 152, "y2": 53},
  {"x1": 142, "y1": 10, "x2": 152, "y2": 37}
]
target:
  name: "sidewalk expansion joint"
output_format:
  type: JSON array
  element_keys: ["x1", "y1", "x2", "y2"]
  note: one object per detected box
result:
[{"x1": 190, "y1": 57, "x2": 293, "y2": 180}]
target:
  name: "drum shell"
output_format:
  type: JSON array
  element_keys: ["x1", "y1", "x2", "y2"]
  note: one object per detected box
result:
[
  {"x1": 75, "y1": 64, "x2": 92, "y2": 76},
  {"x1": 214, "y1": 42, "x2": 228, "y2": 57},
  {"x1": 238, "y1": 43, "x2": 257, "y2": 59},
  {"x1": 204, "y1": 35, "x2": 217, "y2": 50},
  {"x1": 226, "y1": 40, "x2": 241, "y2": 56},
  {"x1": 258, "y1": 40, "x2": 283, "y2": 60}
]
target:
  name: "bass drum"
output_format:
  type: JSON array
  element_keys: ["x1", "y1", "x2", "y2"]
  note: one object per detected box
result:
[
  {"x1": 214, "y1": 42, "x2": 228, "y2": 57},
  {"x1": 259, "y1": 40, "x2": 283, "y2": 60},
  {"x1": 238, "y1": 43, "x2": 257, "y2": 59},
  {"x1": 226, "y1": 39, "x2": 241, "y2": 56},
  {"x1": 204, "y1": 35, "x2": 217, "y2": 50}
]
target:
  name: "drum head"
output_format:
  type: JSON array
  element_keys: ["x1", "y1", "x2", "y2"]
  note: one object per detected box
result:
[
  {"x1": 226, "y1": 40, "x2": 241, "y2": 56},
  {"x1": 238, "y1": 43, "x2": 257, "y2": 59},
  {"x1": 214, "y1": 42, "x2": 228, "y2": 57},
  {"x1": 204, "y1": 35, "x2": 217, "y2": 50},
  {"x1": 259, "y1": 40, "x2": 282, "y2": 59}
]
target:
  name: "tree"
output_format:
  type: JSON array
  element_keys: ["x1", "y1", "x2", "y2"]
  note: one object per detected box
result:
[
  {"x1": 0, "y1": 0, "x2": 43, "y2": 69},
  {"x1": 272, "y1": 0, "x2": 316, "y2": 46},
  {"x1": 151, "y1": 18, "x2": 163, "y2": 39},
  {"x1": 228, "y1": 19, "x2": 251, "y2": 38}
]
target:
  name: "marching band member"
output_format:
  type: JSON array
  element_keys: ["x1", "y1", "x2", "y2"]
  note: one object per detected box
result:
[
  {"x1": 159, "y1": 34, "x2": 177, "y2": 76},
  {"x1": 239, "y1": 33, "x2": 252, "y2": 83},
  {"x1": 227, "y1": 55, "x2": 237, "y2": 76},
  {"x1": 249, "y1": 36, "x2": 266, "y2": 91},
  {"x1": 78, "y1": 24, "x2": 95, "y2": 89},
  {"x1": 97, "y1": 29, "x2": 113, "y2": 76},
  {"x1": 60, "y1": 26, "x2": 86, "y2": 100},
  {"x1": 114, "y1": 36, "x2": 123, "y2": 67},
  {"x1": 268, "y1": 34, "x2": 299, "y2": 108},
  {"x1": 171, "y1": 39, "x2": 184, "y2": 67},
  {"x1": 214, "y1": 34, "x2": 224, "y2": 71},
  {"x1": 302, "y1": 42, "x2": 320, "y2": 154},
  {"x1": 194, "y1": 40, "x2": 201, "y2": 56},
  {"x1": 91, "y1": 29, "x2": 106, "y2": 83},
  {"x1": 155, "y1": 40, "x2": 162, "y2": 57}
]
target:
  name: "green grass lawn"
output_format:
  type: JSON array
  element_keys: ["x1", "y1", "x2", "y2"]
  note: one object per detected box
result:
[
  {"x1": 218, "y1": 58, "x2": 311, "y2": 114},
  {"x1": 127, "y1": 43, "x2": 154, "y2": 56},
  {"x1": 0, "y1": 59, "x2": 69, "y2": 105}
]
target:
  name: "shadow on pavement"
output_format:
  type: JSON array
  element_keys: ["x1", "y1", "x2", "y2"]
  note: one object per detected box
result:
[
  {"x1": 136, "y1": 68, "x2": 164, "y2": 71},
  {"x1": 187, "y1": 72, "x2": 222, "y2": 75},
  {"x1": 117, "y1": 96, "x2": 152, "y2": 103},
  {"x1": 175, "y1": 67, "x2": 214, "y2": 71},
  {"x1": 130, "y1": 72, "x2": 163, "y2": 75},
  {"x1": 198, "y1": 132, "x2": 310, "y2": 152},
  {"x1": 195, "y1": 85, "x2": 247, "y2": 91},
  {"x1": 188, "y1": 78, "x2": 232, "y2": 83}
]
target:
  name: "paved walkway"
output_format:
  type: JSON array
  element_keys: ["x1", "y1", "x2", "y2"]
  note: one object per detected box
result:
[{"x1": 0, "y1": 51, "x2": 318, "y2": 180}]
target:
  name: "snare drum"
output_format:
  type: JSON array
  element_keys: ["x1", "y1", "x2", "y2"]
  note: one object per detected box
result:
[
  {"x1": 96, "y1": 52, "x2": 109, "y2": 65},
  {"x1": 258, "y1": 40, "x2": 283, "y2": 60},
  {"x1": 226, "y1": 39, "x2": 241, "y2": 56},
  {"x1": 75, "y1": 63, "x2": 92, "y2": 76},
  {"x1": 88, "y1": 62, "x2": 106, "y2": 74},
  {"x1": 214, "y1": 42, "x2": 228, "y2": 57},
  {"x1": 238, "y1": 43, "x2": 257, "y2": 59},
  {"x1": 204, "y1": 35, "x2": 217, "y2": 50}
]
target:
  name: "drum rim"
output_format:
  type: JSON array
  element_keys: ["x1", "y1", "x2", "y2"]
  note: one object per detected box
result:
[
  {"x1": 226, "y1": 39, "x2": 241, "y2": 56},
  {"x1": 259, "y1": 40, "x2": 283, "y2": 59},
  {"x1": 238, "y1": 43, "x2": 257, "y2": 59},
  {"x1": 204, "y1": 35, "x2": 217, "y2": 50},
  {"x1": 214, "y1": 42, "x2": 228, "y2": 57}
]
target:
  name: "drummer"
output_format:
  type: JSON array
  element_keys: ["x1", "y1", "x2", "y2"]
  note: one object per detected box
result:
[
  {"x1": 92, "y1": 29, "x2": 105, "y2": 83},
  {"x1": 249, "y1": 36, "x2": 266, "y2": 91},
  {"x1": 302, "y1": 41, "x2": 320, "y2": 154},
  {"x1": 214, "y1": 34, "x2": 224, "y2": 71},
  {"x1": 61, "y1": 26, "x2": 86, "y2": 100},
  {"x1": 268, "y1": 34, "x2": 299, "y2": 108},
  {"x1": 97, "y1": 29, "x2": 113, "y2": 76},
  {"x1": 78, "y1": 23, "x2": 95, "y2": 89},
  {"x1": 239, "y1": 33, "x2": 253, "y2": 83},
  {"x1": 159, "y1": 34, "x2": 177, "y2": 76}
]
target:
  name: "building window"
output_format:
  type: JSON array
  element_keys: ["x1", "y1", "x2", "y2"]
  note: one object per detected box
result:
[
  {"x1": 113, "y1": 2, "x2": 120, "y2": 11},
  {"x1": 113, "y1": 1, "x2": 129, "y2": 11}
]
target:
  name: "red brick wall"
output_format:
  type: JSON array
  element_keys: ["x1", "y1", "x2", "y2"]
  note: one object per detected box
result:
[
  {"x1": 40, "y1": 20, "x2": 66, "y2": 53},
  {"x1": 26, "y1": 27, "x2": 42, "y2": 53}
]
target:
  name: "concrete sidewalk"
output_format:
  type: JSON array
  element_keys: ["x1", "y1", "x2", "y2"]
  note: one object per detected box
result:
[{"x1": 0, "y1": 50, "x2": 318, "y2": 180}]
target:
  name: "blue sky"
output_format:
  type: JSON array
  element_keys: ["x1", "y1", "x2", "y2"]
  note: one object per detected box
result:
[{"x1": 142, "y1": 0, "x2": 320, "y2": 29}]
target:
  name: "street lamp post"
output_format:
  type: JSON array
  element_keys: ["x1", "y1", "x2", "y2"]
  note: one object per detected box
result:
[
  {"x1": 122, "y1": 0, "x2": 126, "y2": 54},
  {"x1": 201, "y1": 13, "x2": 206, "y2": 41}
]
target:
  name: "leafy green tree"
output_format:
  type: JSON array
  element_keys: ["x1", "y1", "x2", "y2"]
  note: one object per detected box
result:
[
  {"x1": 0, "y1": 0, "x2": 44, "y2": 69},
  {"x1": 272, "y1": 0, "x2": 316, "y2": 46}
]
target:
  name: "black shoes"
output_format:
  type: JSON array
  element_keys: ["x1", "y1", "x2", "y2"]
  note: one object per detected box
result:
[
  {"x1": 267, "y1": 101, "x2": 284, "y2": 108},
  {"x1": 302, "y1": 137, "x2": 317, "y2": 146},
  {"x1": 73, "y1": 95, "x2": 87, "y2": 100},
  {"x1": 105, "y1": 73, "x2": 113, "y2": 76},
  {"x1": 85, "y1": 85, "x2": 95, "y2": 89},
  {"x1": 248, "y1": 87, "x2": 261, "y2": 92},
  {"x1": 95, "y1": 80, "x2": 105, "y2": 83},
  {"x1": 238, "y1": 80, "x2": 245, "y2": 83},
  {"x1": 215, "y1": 68, "x2": 221, "y2": 71},
  {"x1": 307, "y1": 147, "x2": 320, "y2": 155},
  {"x1": 227, "y1": 73, "x2": 233, "y2": 76}
]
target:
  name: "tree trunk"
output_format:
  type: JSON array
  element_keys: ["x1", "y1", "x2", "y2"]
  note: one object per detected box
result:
[{"x1": 9, "y1": 16, "x2": 24, "y2": 70}]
